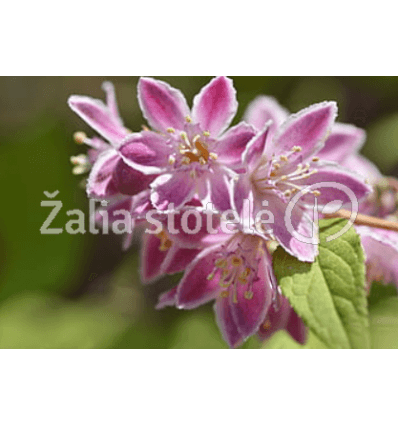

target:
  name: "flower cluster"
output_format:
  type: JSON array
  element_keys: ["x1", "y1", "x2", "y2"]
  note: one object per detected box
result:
[
  {"x1": 247, "y1": 95, "x2": 398, "y2": 293},
  {"x1": 68, "y1": 77, "x2": 376, "y2": 347}
]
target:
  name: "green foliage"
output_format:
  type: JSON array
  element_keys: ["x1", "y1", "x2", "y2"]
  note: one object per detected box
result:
[
  {"x1": 364, "y1": 112, "x2": 398, "y2": 173},
  {"x1": 369, "y1": 298, "x2": 398, "y2": 348},
  {"x1": 273, "y1": 219, "x2": 370, "y2": 349},
  {"x1": 0, "y1": 118, "x2": 88, "y2": 300},
  {"x1": 264, "y1": 331, "x2": 326, "y2": 349},
  {"x1": 0, "y1": 292, "x2": 129, "y2": 348}
]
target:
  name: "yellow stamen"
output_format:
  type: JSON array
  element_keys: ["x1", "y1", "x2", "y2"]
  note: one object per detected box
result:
[
  {"x1": 180, "y1": 132, "x2": 188, "y2": 142},
  {"x1": 72, "y1": 165, "x2": 87, "y2": 175},
  {"x1": 243, "y1": 267, "x2": 251, "y2": 277},
  {"x1": 185, "y1": 153, "x2": 200, "y2": 163},
  {"x1": 231, "y1": 256, "x2": 243, "y2": 267},
  {"x1": 73, "y1": 131, "x2": 87, "y2": 144},
  {"x1": 263, "y1": 319, "x2": 272, "y2": 330},
  {"x1": 215, "y1": 259, "x2": 227, "y2": 268},
  {"x1": 222, "y1": 269, "x2": 230, "y2": 278},
  {"x1": 159, "y1": 240, "x2": 172, "y2": 251},
  {"x1": 195, "y1": 141, "x2": 210, "y2": 161},
  {"x1": 244, "y1": 291, "x2": 254, "y2": 300}
]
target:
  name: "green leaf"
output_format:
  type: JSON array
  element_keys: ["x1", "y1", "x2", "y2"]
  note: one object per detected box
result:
[
  {"x1": 273, "y1": 218, "x2": 370, "y2": 349},
  {"x1": 263, "y1": 331, "x2": 327, "y2": 349},
  {"x1": 369, "y1": 298, "x2": 398, "y2": 348}
]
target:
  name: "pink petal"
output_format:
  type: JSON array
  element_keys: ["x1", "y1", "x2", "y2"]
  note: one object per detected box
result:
[
  {"x1": 161, "y1": 246, "x2": 202, "y2": 275},
  {"x1": 214, "y1": 297, "x2": 244, "y2": 348},
  {"x1": 176, "y1": 246, "x2": 222, "y2": 309},
  {"x1": 122, "y1": 228, "x2": 135, "y2": 252},
  {"x1": 101, "y1": 81, "x2": 124, "y2": 126},
  {"x1": 96, "y1": 197, "x2": 133, "y2": 225},
  {"x1": 241, "y1": 123, "x2": 272, "y2": 171},
  {"x1": 140, "y1": 233, "x2": 169, "y2": 284},
  {"x1": 258, "y1": 296, "x2": 308, "y2": 345},
  {"x1": 257, "y1": 295, "x2": 291, "y2": 341},
  {"x1": 343, "y1": 154, "x2": 382, "y2": 183},
  {"x1": 216, "y1": 122, "x2": 256, "y2": 168},
  {"x1": 208, "y1": 169, "x2": 233, "y2": 212},
  {"x1": 269, "y1": 101, "x2": 337, "y2": 160},
  {"x1": 244, "y1": 95, "x2": 289, "y2": 134},
  {"x1": 192, "y1": 76, "x2": 238, "y2": 137},
  {"x1": 230, "y1": 251, "x2": 273, "y2": 340},
  {"x1": 167, "y1": 209, "x2": 221, "y2": 249},
  {"x1": 130, "y1": 189, "x2": 153, "y2": 219},
  {"x1": 295, "y1": 161, "x2": 371, "y2": 207},
  {"x1": 86, "y1": 149, "x2": 119, "y2": 198},
  {"x1": 156, "y1": 287, "x2": 178, "y2": 310},
  {"x1": 138, "y1": 77, "x2": 190, "y2": 132},
  {"x1": 232, "y1": 174, "x2": 251, "y2": 215},
  {"x1": 357, "y1": 227, "x2": 398, "y2": 287},
  {"x1": 119, "y1": 132, "x2": 172, "y2": 175},
  {"x1": 87, "y1": 137, "x2": 109, "y2": 164},
  {"x1": 150, "y1": 172, "x2": 196, "y2": 210},
  {"x1": 68, "y1": 95, "x2": 128, "y2": 147},
  {"x1": 318, "y1": 123, "x2": 366, "y2": 162},
  {"x1": 262, "y1": 193, "x2": 318, "y2": 262},
  {"x1": 113, "y1": 158, "x2": 155, "y2": 196},
  {"x1": 286, "y1": 309, "x2": 307, "y2": 344}
]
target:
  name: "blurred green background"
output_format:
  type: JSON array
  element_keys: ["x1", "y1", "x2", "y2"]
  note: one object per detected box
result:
[{"x1": 1, "y1": 76, "x2": 398, "y2": 349}]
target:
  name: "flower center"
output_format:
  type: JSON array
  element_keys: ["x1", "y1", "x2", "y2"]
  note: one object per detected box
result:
[
  {"x1": 253, "y1": 146, "x2": 322, "y2": 199},
  {"x1": 166, "y1": 118, "x2": 218, "y2": 174},
  {"x1": 207, "y1": 235, "x2": 266, "y2": 303}
]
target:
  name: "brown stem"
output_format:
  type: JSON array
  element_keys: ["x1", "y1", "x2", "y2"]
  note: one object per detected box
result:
[{"x1": 324, "y1": 209, "x2": 398, "y2": 232}]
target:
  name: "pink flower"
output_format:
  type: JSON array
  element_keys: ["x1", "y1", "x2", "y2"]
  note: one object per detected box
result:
[
  {"x1": 155, "y1": 226, "x2": 277, "y2": 348},
  {"x1": 234, "y1": 99, "x2": 371, "y2": 262},
  {"x1": 139, "y1": 203, "x2": 217, "y2": 284},
  {"x1": 299, "y1": 99, "x2": 398, "y2": 289},
  {"x1": 68, "y1": 82, "x2": 162, "y2": 250},
  {"x1": 348, "y1": 179, "x2": 398, "y2": 290},
  {"x1": 119, "y1": 77, "x2": 256, "y2": 212},
  {"x1": 68, "y1": 82, "x2": 155, "y2": 199},
  {"x1": 140, "y1": 228, "x2": 202, "y2": 285},
  {"x1": 350, "y1": 177, "x2": 398, "y2": 290},
  {"x1": 257, "y1": 294, "x2": 307, "y2": 345}
]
